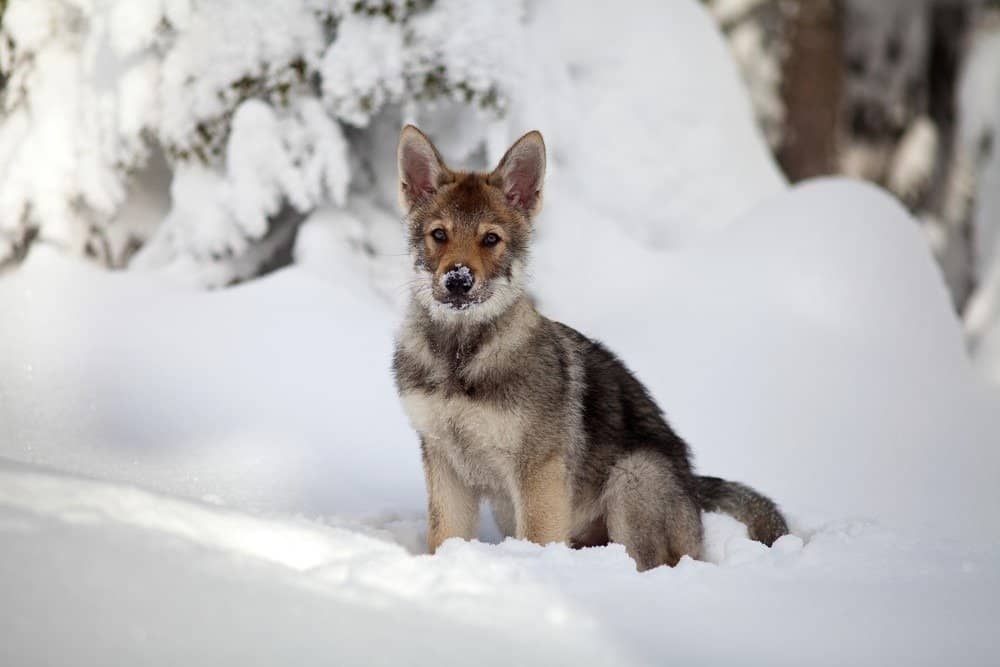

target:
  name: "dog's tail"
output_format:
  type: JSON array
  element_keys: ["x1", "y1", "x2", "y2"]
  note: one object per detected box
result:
[{"x1": 696, "y1": 475, "x2": 789, "y2": 546}]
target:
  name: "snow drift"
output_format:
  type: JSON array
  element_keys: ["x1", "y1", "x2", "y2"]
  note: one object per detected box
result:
[
  {"x1": 2, "y1": 178, "x2": 998, "y2": 665},
  {"x1": 2, "y1": 178, "x2": 997, "y2": 533}
]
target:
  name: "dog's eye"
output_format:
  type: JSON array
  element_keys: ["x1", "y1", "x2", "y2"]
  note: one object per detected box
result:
[
  {"x1": 431, "y1": 229, "x2": 447, "y2": 243},
  {"x1": 483, "y1": 232, "x2": 501, "y2": 247}
]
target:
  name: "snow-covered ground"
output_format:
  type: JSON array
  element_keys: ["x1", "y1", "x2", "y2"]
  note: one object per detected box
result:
[
  {"x1": 3, "y1": 177, "x2": 999, "y2": 665},
  {"x1": 2, "y1": 1, "x2": 999, "y2": 664}
]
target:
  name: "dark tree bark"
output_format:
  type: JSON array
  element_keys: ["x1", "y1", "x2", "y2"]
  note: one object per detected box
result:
[
  {"x1": 778, "y1": 0, "x2": 844, "y2": 180},
  {"x1": 928, "y1": 2, "x2": 975, "y2": 309}
]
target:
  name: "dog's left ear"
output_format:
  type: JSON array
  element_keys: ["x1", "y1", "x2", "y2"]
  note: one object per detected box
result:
[{"x1": 489, "y1": 131, "x2": 546, "y2": 218}]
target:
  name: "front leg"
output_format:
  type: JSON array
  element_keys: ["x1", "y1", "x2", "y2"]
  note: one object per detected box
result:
[
  {"x1": 515, "y1": 454, "x2": 572, "y2": 545},
  {"x1": 422, "y1": 440, "x2": 479, "y2": 553}
]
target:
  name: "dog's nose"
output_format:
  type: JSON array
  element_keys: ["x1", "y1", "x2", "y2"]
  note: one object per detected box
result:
[{"x1": 444, "y1": 267, "x2": 474, "y2": 295}]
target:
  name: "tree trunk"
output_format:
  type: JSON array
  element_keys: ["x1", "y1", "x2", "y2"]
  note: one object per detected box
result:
[{"x1": 778, "y1": 0, "x2": 844, "y2": 180}]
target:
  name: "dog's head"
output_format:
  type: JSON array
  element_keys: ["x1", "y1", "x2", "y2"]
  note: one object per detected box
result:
[{"x1": 397, "y1": 125, "x2": 545, "y2": 323}]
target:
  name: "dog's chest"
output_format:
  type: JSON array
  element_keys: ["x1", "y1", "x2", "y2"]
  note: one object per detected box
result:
[{"x1": 399, "y1": 388, "x2": 523, "y2": 490}]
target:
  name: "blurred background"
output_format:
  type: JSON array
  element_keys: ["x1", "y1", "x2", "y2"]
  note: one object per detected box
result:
[
  {"x1": 704, "y1": 0, "x2": 1000, "y2": 353},
  {"x1": 1, "y1": 0, "x2": 999, "y2": 379}
]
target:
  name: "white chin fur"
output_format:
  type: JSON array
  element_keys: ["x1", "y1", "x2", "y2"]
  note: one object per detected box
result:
[{"x1": 412, "y1": 261, "x2": 526, "y2": 325}]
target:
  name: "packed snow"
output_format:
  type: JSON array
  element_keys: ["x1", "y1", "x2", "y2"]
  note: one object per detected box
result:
[{"x1": 2, "y1": 0, "x2": 999, "y2": 665}]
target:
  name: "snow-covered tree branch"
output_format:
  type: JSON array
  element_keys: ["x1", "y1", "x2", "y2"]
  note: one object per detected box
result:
[{"x1": 0, "y1": 0, "x2": 517, "y2": 285}]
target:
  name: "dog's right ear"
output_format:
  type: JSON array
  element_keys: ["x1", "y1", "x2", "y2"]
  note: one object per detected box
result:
[{"x1": 397, "y1": 125, "x2": 450, "y2": 213}]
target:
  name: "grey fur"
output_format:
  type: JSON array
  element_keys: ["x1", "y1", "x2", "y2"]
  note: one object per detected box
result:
[
  {"x1": 697, "y1": 476, "x2": 789, "y2": 546},
  {"x1": 393, "y1": 125, "x2": 789, "y2": 570}
]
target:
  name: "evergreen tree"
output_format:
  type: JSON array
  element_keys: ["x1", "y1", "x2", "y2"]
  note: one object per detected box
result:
[{"x1": 0, "y1": 0, "x2": 518, "y2": 285}]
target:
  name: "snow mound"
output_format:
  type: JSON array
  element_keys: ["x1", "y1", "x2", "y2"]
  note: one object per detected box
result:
[
  {"x1": 0, "y1": 460, "x2": 625, "y2": 667},
  {"x1": 509, "y1": 0, "x2": 786, "y2": 246},
  {"x1": 1, "y1": 180, "x2": 996, "y2": 537},
  {"x1": 2, "y1": 458, "x2": 998, "y2": 666},
  {"x1": 0, "y1": 245, "x2": 420, "y2": 518}
]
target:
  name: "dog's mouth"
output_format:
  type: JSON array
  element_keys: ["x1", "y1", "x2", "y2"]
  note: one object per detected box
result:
[{"x1": 436, "y1": 292, "x2": 486, "y2": 310}]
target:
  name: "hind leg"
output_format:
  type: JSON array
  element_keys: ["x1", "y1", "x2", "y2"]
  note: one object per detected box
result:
[{"x1": 605, "y1": 450, "x2": 702, "y2": 570}]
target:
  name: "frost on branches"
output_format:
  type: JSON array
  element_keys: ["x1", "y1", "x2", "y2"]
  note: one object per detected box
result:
[
  {"x1": 701, "y1": 0, "x2": 785, "y2": 150},
  {"x1": 0, "y1": 0, "x2": 519, "y2": 286},
  {"x1": 958, "y1": 10, "x2": 1000, "y2": 372}
]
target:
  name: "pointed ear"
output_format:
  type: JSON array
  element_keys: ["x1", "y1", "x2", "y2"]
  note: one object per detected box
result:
[
  {"x1": 489, "y1": 131, "x2": 546, "y2": 217},
  {"x1": 397, "y1": 125, "x2": 451, "y2": 213}
]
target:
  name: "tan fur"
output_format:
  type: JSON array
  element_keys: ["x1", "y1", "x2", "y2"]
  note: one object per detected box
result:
[
  {"x1": 422, "y1": 218, "x2": 510, "y2": 289},
  {"x1": 516, "y1": 454, "x2": 572, "y2": 544},
  {"x1": 423, "y1": 445, "x2": 479, "y2": 553},
  {"x1": 421, "y1": 217, "x2": 515, "y2": 287},
  {"x1": 402, "y1": 388, "x2": 527, "y2": 553},
  {"x1": 403, "y1": 384, "x2": 572, "y2": 551}
]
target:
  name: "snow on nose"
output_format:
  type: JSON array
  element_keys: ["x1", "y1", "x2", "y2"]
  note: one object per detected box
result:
[{"x1": 442, "y1": 265, "x2": 474, "y2": 295}]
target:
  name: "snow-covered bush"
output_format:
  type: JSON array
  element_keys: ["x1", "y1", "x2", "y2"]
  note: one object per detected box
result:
[
  {"x1": 957, "y1": 11, "x2": 1000, "y2": 380},
  {"x1": 0, "y1": 0, "x2": 517, "y2": 285},
  {"x1": 701, "y1": 0, "x2": 785, "y2": 150}
]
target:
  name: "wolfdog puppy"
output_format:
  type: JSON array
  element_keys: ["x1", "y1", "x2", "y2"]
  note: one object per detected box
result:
[{"x1": 392, "y1": 125, "x2": 788, "y2": 570}]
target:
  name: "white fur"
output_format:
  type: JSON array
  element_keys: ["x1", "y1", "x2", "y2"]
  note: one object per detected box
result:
[
  {"x1": 409, "y1": 254, "x2": 528, "y2": 327},
  {"x1": 399, "y1": 390, "x2": 524, "y2": 493}
]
